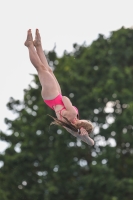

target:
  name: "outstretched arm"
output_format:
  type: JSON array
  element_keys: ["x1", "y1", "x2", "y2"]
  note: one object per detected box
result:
[
  {"x1": 64, "y1": 127, "x2": 94, "y2": 146},
  {"x1": 78, "y1": 130, "x2": 94, "y2": 146}
]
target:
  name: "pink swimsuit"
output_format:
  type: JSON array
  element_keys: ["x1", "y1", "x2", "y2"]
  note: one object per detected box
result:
[{"x1": 44, "y1": 94, "x2": 79, "y2": 118}]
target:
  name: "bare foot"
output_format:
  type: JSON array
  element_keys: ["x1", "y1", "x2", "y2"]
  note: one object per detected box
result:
[
  {"x1": 24, "y1": 29, "x2": 34, "y2": 47},
  {"x1": 33, "y1": 29, "x2": 42, "y2": 47}
]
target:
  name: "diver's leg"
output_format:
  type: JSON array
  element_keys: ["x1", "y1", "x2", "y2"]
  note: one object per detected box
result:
[
  {"x1": 24, "y1": 29, "x2": 43, "y2": 70},
  {"x1": 34, "y1": 29, "x2": 62, "y2": 94},
  {"x1": 24, "y1": 29, "x2": 59, "y2": 99}
]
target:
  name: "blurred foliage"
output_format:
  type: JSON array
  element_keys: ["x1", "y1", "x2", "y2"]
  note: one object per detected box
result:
[{"x1": 0, "y1": 27, "x2": 133, "y2": 200}]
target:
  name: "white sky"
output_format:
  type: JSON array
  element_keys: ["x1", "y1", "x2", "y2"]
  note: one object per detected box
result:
[{"x1": 0, "y1": 0, "x2": 133, "y2": 152}]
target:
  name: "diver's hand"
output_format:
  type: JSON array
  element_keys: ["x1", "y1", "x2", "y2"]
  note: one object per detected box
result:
[{"x1": 80, "y1": 127, "x2": 88, "y2": 136}]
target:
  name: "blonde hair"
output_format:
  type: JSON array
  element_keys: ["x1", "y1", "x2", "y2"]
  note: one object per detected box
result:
[
  {"x1": 48, "y1": 115, "x2": 93, "y2": 135},
  {"x1": 76, "y1": 120, "x2": 93, "y2": 134}
]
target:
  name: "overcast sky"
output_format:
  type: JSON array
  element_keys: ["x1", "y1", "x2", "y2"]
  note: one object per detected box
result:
[{"x1": 0, "y1": 0, "x2": 133, "y2": 152}]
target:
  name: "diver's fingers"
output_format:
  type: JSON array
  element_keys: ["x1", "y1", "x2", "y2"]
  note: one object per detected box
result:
[{"x1": 80, "y1": 127, "x2": 88, "y2": 136}]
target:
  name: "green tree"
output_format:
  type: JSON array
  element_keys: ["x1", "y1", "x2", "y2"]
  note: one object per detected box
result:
[{"x1": 0, "y1": 27, "x2": 133, "y2": 200}]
